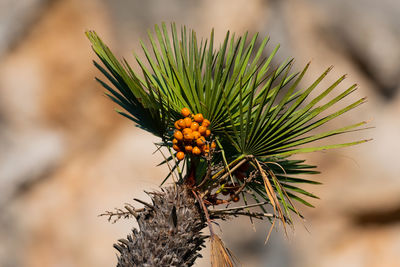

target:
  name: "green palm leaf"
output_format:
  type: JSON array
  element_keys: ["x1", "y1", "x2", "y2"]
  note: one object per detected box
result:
[{"x1": 86, "y1": 31, "x2": 171, "y2": 138}]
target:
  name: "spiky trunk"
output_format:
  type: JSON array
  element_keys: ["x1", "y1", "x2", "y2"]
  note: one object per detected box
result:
[{"x1": 114, "y1": 185, "x2": 207, "y2": 267}]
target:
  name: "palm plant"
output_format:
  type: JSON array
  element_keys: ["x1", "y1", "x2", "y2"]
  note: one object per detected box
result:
[{"x1": 87, "y1": 22, "x2": 370, "y2": 266}]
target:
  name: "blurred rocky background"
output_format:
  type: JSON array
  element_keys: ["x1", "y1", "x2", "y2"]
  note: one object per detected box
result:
[{"x1": 0, "y1": 0, "x2": 399, "y2": 266}]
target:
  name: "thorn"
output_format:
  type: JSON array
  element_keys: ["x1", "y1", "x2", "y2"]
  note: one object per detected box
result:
[
  {"x1": 113, "y1": 244, "x2": 124, "y2": 253},
  {"x1": 134, "y1": 198, "x2": 154, "y2": 210},
  {"x1": 118, "y1": 239, "x2": 130, "y2": 246}
]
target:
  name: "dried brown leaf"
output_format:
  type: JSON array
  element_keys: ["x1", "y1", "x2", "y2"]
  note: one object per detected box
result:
[{"x1": 211, "y1": 234, "x2": 236, "y2": 267}]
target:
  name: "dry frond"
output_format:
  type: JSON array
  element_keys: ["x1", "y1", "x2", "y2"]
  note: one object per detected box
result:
[
  {"x1": 254, "y1": 158, "x2": 288, "y2": 234},
  {"x1": 99, "y1": 204, "x2": 141, "y2": 223},
  {"x1": 211, "y1": 234, "x2": 236, "y2": 267}
]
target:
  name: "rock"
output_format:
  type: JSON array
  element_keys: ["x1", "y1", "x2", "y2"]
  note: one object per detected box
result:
[
  {"x1": 0, "y1": 130, "x2": 64, "y2": 207},
  {"x1": 0, "y1": 0, "x2": 49, "y2": 57}
]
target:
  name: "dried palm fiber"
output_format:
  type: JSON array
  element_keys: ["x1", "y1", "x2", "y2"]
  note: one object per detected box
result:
[{"x1": 114, "y1": 185, "x2": 207, "y2": 267}]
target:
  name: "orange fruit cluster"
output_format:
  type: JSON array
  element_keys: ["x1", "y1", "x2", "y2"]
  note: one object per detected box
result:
[{"x1": 173, "y1": 108, "x2": 215, "y2": 161}]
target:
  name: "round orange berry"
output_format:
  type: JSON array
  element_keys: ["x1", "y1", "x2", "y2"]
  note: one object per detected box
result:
[
  {"x1": 203, "y1": 146, "x2": 209, "y2": 155},
  {"x1": 172, "y1": 138, "x2": 179, "y2": 145},
  {"x1": 198, "y1": 126, "x2": 207, "y2": 135},
  {"x1": 194, "y1": 113, "x2": 204, "y2": 123},
  {"x1": 174, "y1": 121, "x2": 181, "y2": 130},
  {"x1": 211, "y1": 141, "x2": 216, "y2": 148},
  {"x1": 176, "y1": 151, "x2": 185, "y2": 161},
  {"x1": 184, "y1": 117, "x2": 192, "y2": 128},
  {"x1": 182, "y1": 128, "x2": 192, "y2": 135},
  {"x1": 190, "y1": 122, "x2": 199, "y2": 131},
  {"x1": 202, "y1": 119, "x2": 210, "y2": 127},
  {"x1": 184, "y1": 132, "x2": 194, "y2": 141},
  {"x1": 192, "y1": 146, "x2": 201, "y2": 155},
  {"x1": 215, "y1": 199, "x2": 224, "y2": 205},
  {"x1": 232, "y1": 195, "x2": 240, "y2": 202},
  {"x1": 192, "y1": 131, "x2": 201, "y2": 140},
  {"x1": 174, "y1": 130, "x2": 183, "y2": 141},
  {"x1": 181, "y1": 107, "x2": 191, "y2": 117},
  {"x1": 196, "y1": 136, "x2": 206, "y2": 146},
  {"x1": 185, "y1": 145, "x2": 193, "y2": 153},
  {"x1": 205, "y1": 129, "x2": 211, "y2": 137},
  {"x1": 178, "y1": 119, "x2": 186, "y2": 129},
  {"x1": 173, "y1": 144, "x2": 181, "y2": 151}
]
